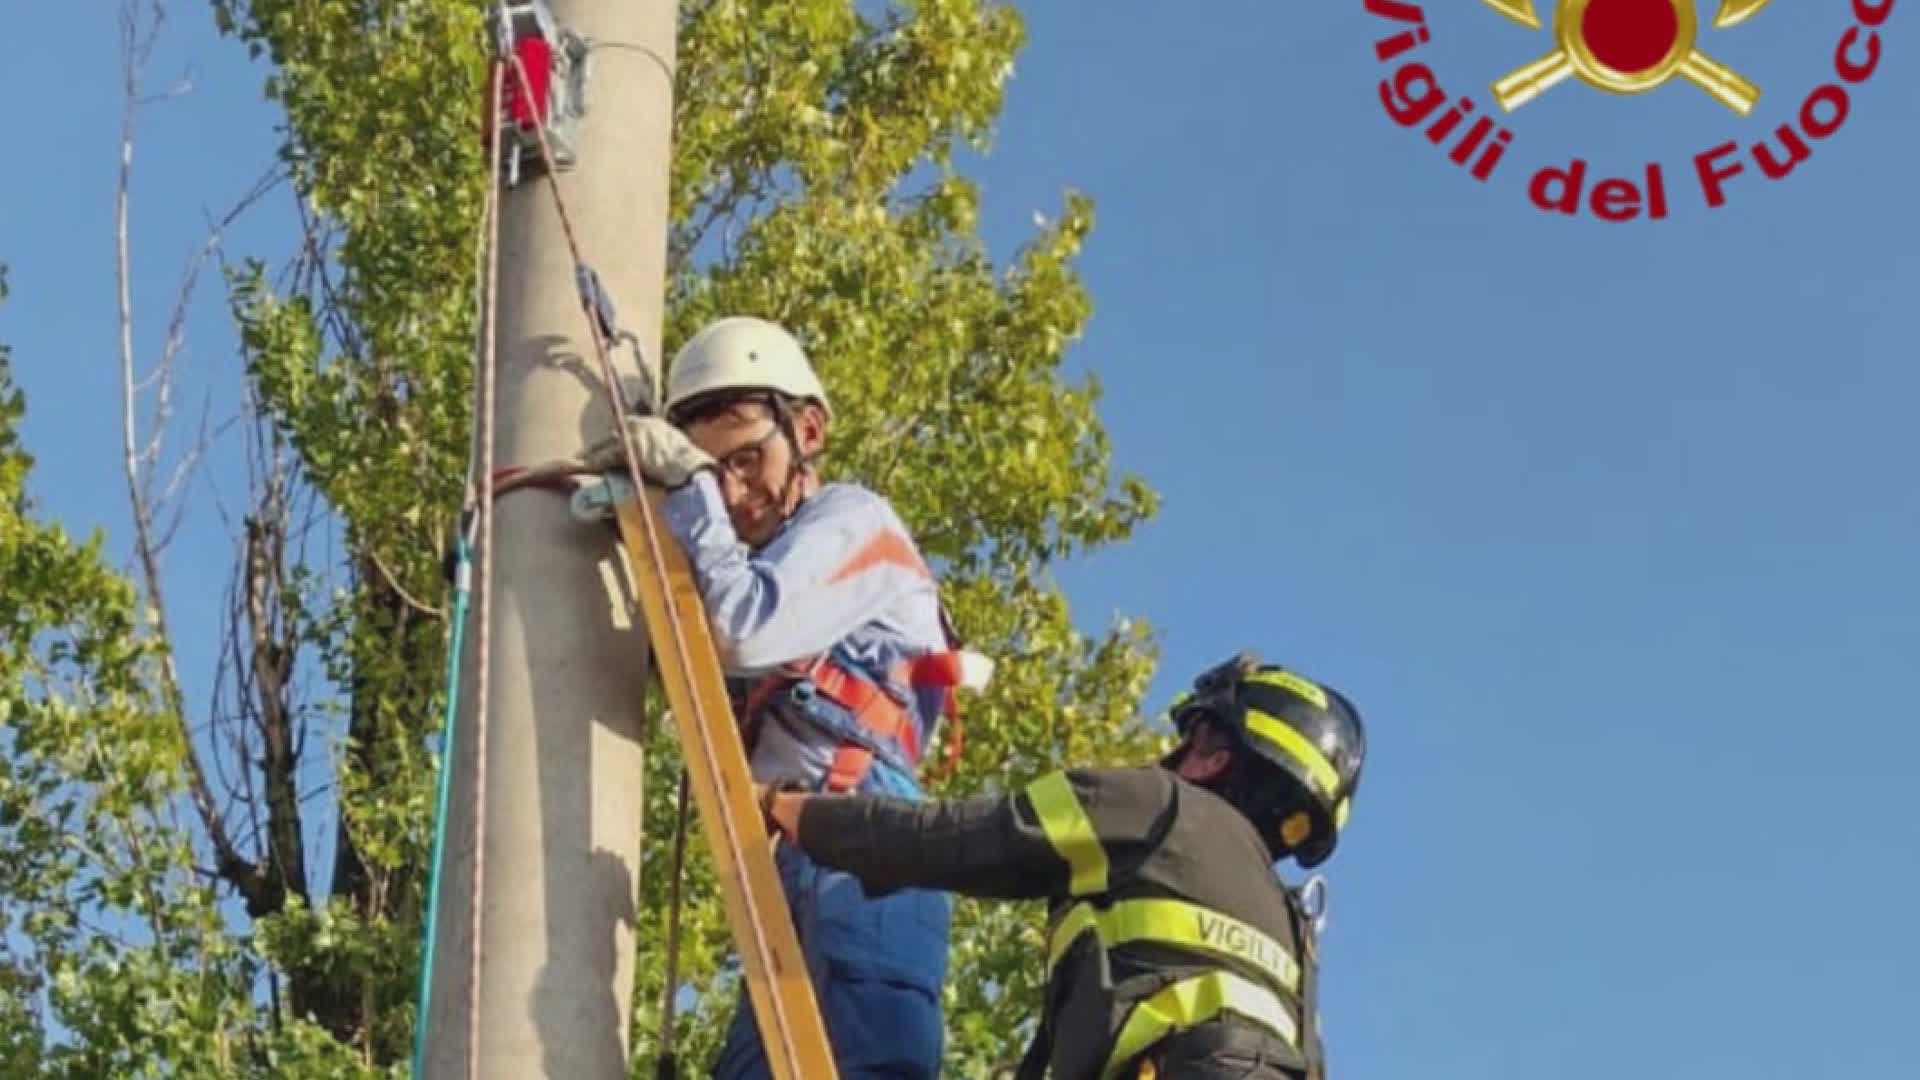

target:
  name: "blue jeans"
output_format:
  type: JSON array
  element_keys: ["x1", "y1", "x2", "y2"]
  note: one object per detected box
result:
[{"x1": 711, "y1": 764, "x2": 952, "y2": 1078}]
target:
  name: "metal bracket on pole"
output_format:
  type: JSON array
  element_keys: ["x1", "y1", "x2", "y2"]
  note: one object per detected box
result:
[{"x1": 491, "y1": 0, "x2": 593, "y2": 185}]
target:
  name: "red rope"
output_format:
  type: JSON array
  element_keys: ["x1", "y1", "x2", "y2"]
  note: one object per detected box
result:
[{"x1": 464, "y1": 51, "x2": 506, "y2": 1080}]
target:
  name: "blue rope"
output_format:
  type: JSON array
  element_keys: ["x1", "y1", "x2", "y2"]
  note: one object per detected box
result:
[{"x1": 412, "y1": 532, "x2": 473, "y2": 1079}]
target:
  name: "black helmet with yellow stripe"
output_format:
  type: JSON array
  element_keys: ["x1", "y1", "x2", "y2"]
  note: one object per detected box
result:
[{"x1": 1169, "y1": 652, "x2": 1366, "y2": 868}]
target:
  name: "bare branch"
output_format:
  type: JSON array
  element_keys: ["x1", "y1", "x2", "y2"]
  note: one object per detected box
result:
[
  {"x1": 233, "y1": 418, "x2": 315, "y2": 910},
  {"x1": 204, "y1": 383, "x2": 273, "y2": 543},
  {"x1": 137, "y1": 62, "x2": 195, "y2": 107},
  {"x1": 291, "y1": 194, "x2": 361, "y2": 358},
  {"x1": 159, "y1": 396, "x2": 240, "y2": 509},
  {"x1": 115, "y1": 0, "x2": 264, "y2": 907},
  {"x1": 143, "y1": 166, "x2": 287, "y2": 542},
  {"x1": 670, "y1": 168, "x2": 760, "y2": 277},
  {"x1": 207, "y1": 567, "x2": 253, "y2": 829},
  {"x1": 368, "y1": 547, "x2": 445, "y2": 619},
  {"x1": 220, "y1": 531, "x2": 269, "y2": 862},
  {"x1": 153, "y1": 497, "x2": 191, "y2": 557},
  {"x1": 165, "y1": 165, "x2": 285, "y2": 378},
  {"x1": 150, "y1": 397, "x2": 211, "y2": 554},
  {"x1": 120, "y1": 0, "x2": 165, "y2": 76}
]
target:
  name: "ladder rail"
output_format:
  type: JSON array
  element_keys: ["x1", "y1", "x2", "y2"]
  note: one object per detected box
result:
[{"x1": 612, "y1": 487, "x2": 839, "y2": 1080}]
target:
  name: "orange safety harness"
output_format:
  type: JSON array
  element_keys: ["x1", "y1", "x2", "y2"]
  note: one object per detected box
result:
[{"x1": 742, "y1": 622, "x2": 970, "y2": 793}]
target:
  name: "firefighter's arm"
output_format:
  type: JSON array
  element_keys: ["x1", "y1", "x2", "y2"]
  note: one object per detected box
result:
[
  {"x1": 762, "y1": 767, "x2": 1170, "y2": 899},
  {"x1": 661, "y1": 476, "x2": 929, "y2": 673}
]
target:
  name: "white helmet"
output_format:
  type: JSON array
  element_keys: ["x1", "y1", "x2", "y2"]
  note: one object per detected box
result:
[{"x1": 665, "y1": 316, "x2": 832, "y2": 422}]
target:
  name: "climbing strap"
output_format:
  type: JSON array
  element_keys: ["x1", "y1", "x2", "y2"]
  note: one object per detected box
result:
[
  {"x1": 744, "y1": 652, "x2": 966, "y2": 793},
  {"x1": 1047, "y1": 897, "x2": 1302, "y2": 998},
  {"x1": 1101, "y1": 971, "x2": 1300, "y2": 1080},
  {"x1": 811, "y1": 659, "x2": 923, "y2": 793}
]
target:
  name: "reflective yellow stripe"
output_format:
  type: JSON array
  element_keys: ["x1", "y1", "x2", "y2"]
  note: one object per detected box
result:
[
  {"x1": 1047, "y1": 899, "x2": 1300, "y2": 995},
  {"x1": 1244, "y1": 708, "x2": 1340, "y2": 798},
  {"x1": 1101, "y1": 971, "x2": 1299, "y2": 1079},
  {"x1": 1048, "y1": 903, "x2": 1100, "y2": 968},
  {"x1": 1026, "y1": 771, "x2": 1108, "y2": 895},
  {"x1": 1244, "y1": 669, "x2": 1327, "y2": 709}
]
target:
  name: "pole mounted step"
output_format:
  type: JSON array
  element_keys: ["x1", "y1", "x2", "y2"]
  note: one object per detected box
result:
[{"x1": 609, "y1": 483, "x2": 839, "y2": 1080}]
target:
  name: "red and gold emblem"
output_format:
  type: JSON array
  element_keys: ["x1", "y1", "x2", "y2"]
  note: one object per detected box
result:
[{"x1": 1483, "y1": 0, "x2": 1772, "y2": 114}]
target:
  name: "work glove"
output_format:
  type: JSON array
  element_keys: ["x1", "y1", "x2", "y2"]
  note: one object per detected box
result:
[{"x1": 582, "y1": 415, "x2": 715, "y2": 488}]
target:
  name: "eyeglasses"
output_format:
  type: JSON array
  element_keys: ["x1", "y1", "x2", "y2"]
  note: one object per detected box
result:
[{"x1": 713, "y1": 424, "x2": 784, "y2": 482}]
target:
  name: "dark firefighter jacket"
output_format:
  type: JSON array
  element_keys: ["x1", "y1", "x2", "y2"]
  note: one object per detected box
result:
[{"x1": 794, "y1": 766, "x2": 1327, "y2": 1080}]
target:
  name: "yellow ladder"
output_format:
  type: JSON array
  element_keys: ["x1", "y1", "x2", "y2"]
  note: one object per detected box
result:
[{"x1": 610, "y1": 484, "x2": 838, "y2": 1080}]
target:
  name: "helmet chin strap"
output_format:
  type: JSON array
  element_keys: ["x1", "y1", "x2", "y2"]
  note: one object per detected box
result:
[
  {"x1": 766, "y1": 394, "x2": 818, "y2": 518},
  {"x1": 771, "y1": 456, "x2": 812, "y2": 517},
  {"x1": 1169, "y1": 724, "x2": 1300, "y2": 859}
]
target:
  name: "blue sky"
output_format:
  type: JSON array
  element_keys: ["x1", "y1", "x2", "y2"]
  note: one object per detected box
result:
[{"x1": 4, "y1": 3, "x2": 1918, "y2": 1078}]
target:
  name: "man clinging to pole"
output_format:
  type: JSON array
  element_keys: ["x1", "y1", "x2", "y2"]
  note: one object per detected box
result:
[{"x1": 588, "y1": 316, "x2": 986, "y2": 1079}]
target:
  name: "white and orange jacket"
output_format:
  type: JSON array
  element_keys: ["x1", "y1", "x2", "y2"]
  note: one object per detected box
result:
[{"x1": 662, "y1": 471, "x2": 987, "y2": 791}]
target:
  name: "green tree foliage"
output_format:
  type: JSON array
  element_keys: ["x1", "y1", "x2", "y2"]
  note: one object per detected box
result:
[
  {"x1": 1, "y1": 269, "x2": 376, "y2": 1076},
  {"x1": 1, "y1": 0, "x2": 1164, "y2": 1070}
]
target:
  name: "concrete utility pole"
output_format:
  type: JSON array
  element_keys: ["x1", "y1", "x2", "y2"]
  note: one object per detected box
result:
[{"x1": 423, "y1": 2, "x2": 678, "y2": 1076}]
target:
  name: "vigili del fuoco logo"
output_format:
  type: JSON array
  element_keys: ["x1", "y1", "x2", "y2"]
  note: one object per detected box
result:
[{"x1": 1366, "y1": 0, "x2": 1896, "y2": 219}]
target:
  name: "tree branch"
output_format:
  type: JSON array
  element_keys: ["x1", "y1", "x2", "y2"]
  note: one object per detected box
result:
[
  {"x1": 115, "y1": 0, "x2": 267, "y2": 911},
  {"x1": 368, "y1": 547, "x2": 445, "y2": 619},
  {"x1": 246, "y1": 505, "x2": 308, "y2": 910}
]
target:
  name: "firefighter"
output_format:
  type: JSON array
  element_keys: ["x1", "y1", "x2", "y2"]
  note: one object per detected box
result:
[
  {"x1": 755, "y1": 652, "x2": 1366, "y2": 1080},
  {"x1": 587, "y1": 316, "x2": 982, "y2": 1079}
]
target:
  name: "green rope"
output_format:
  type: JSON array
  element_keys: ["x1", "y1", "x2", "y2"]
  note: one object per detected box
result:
[{"x1": 412, "y1": 531, "x2": 473, "y2": 1079}]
